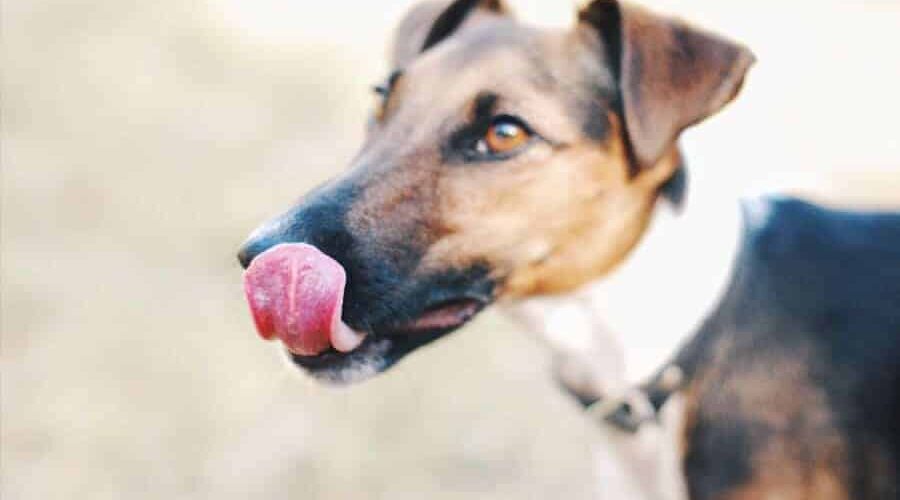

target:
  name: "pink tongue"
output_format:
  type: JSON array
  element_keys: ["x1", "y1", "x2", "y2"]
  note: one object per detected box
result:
[{"x1": 242, "y1": 243, "x2": 365, "y2": 356}]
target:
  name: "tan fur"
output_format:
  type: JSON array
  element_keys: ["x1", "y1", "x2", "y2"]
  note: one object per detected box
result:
[
  {"x1": 682, "y1": 343, "x2": 850, "y2": 500},
  {"x1": 725, "y1": 467, "x2": 847, "y2": 500},
  {"x1": 421, "y1": 114, "x2": 681, "y2": 297}
]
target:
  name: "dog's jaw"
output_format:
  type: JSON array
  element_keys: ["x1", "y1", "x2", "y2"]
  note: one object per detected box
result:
[
  {"x1": 289, "y1": 336, "x2": 393, "y2": 385},
  {"x1": 284, "y1": 297, "x2": 490, "y2": 384}
]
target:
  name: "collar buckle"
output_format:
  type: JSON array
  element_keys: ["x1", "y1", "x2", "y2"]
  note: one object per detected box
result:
[{"x1": 586, "y1": 364, "x2": 685, "y2": 433}]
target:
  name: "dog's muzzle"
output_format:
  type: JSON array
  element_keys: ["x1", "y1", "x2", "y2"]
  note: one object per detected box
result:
[{"x1": 243, "y1": 243, "x2": 367, "y2": 356}]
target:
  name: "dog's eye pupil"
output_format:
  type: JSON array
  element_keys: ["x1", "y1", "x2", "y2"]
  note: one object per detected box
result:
[{"x1": 484, "y1": 118, "x2": 530, "y2": 154}]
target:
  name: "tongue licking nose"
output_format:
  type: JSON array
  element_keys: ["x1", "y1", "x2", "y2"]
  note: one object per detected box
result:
[{"x1": 243, "y1": 243, "x2": 366, "y2": 356}]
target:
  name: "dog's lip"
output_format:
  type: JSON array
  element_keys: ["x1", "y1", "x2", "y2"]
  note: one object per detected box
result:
[
  {"x1": 289, "y1": 296, "x2": 488, "y2": 364},
  {"x1": 390, "y1": 298, "x2": 485, "y2": 335}
]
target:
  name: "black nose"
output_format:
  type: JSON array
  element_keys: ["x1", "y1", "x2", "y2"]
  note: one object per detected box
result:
[
  {"x1": 237, "y1": 184, "x2": 357, "y2": 270},
  {"x1": 237, "y1": 233, "x2": 277, "y2": 269}
]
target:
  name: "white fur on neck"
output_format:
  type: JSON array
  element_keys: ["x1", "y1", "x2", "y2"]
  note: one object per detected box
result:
[{"x1": 503, "y1": 185, "x2": 743, "y2": 389}]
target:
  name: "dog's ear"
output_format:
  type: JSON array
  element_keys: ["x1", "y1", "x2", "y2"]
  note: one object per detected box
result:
[
  {"x1": 579, "y1": 0, "x2": 755, "y2": 171},
  {"x1": 390, "y1": 0, "x2": 508, "y2": 69}
]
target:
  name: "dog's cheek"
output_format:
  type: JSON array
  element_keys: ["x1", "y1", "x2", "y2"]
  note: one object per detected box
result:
[
  {"x1": 502, "y1": 188, "x2": 656, "y2": 296},
  {"x1": 346, "y1": 156, "x2": 444, "y2": 268},
  {"x1": 419, "y1": 143, "x2": 637, "y2": 296}
]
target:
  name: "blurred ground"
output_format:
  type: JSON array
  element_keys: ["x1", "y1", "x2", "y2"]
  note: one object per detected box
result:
[{"x1": 2, "y1": 1, "x2": 898, "y2": 499}]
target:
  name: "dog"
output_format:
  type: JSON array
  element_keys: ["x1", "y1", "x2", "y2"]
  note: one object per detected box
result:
[{"x1": 237, "y1": 1, "x2": 900, "y2": 497}]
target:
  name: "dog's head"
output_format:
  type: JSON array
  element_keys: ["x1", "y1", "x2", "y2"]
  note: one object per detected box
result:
[{"x1": 237, "y1": 0, "x2": 754, "y2": 384}]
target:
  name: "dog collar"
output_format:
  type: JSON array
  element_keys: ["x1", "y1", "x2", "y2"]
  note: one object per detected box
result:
[{"x1": 586, "y1": 364, "x2": 685, "y2": 433}]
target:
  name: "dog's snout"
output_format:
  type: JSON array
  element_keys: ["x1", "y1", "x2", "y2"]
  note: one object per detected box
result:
[
  {"x1": 238, "y1": 213, "x2": 299, "y2": 268},
  {"x1": 238, "y1": 185, "x2": 357, "y2": 270},
  {"x1": 237, "y1": 215, "x2": 320, "y2": 269},
  {"x1": 237, "y1": 233, "x2": 275, "y2": 269},
  {"x1": 237, "y1": 210, "x2": 304, "y2": 269}
]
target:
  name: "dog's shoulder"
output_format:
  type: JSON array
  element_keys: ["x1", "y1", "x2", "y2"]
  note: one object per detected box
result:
[
  {"x1": 742, "y1": 196, "x2": 900, "y2": 268},
  {"x1": 738, "y1": 196, "x2": 900, "y2": 335},
  {"x1": 675, "y1": 196, "x2": 900, "y2": 499}
]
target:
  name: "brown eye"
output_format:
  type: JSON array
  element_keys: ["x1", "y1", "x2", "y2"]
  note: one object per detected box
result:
[{"x1": 483, "y1": 116, "x2": 531, "y2": 155}]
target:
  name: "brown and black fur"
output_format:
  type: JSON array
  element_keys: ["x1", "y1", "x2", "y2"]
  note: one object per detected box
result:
[
  {"x1": 238, "y1": 0, "x2": 900, "y2": 497},
  {"x1": 641, "y1": 199, "x2": 900, "y2": 500}
]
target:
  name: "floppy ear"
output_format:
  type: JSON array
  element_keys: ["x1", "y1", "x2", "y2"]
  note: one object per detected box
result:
[
  {"x1": 390, "y1": 0, "x2": 507, "y2": 69},
  {"x1": 579, "y1": 0, "x2": 755, "y2": 171}
]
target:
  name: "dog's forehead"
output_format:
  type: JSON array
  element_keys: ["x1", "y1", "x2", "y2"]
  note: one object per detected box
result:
[
  {"x1": 365, "y1": 18, "x2": 609, "y2": 152},
  {"x1": 403, "y1": 19, "x2": 570, "y2": 95}
]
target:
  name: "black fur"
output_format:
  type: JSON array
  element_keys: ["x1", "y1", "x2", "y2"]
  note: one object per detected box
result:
[
  {"x1": 671, "y1": 198, "x2": 900, "y2": 498},
  {"x1": 421, "y1": 0, "x2": 503, "y2": 52}
]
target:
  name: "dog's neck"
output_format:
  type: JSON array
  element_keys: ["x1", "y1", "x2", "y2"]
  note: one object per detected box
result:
[{"x1": 503, "y1": 184, "x2": 743, "y2": 391}]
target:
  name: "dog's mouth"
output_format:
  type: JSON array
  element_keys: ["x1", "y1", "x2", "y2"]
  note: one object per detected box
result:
[
  {"x1": 392, "y1": 298, "x2": 484, "y2": 334},
  {"x1": 243, "y1": 243, "x2": 490, "y2": 383},
  {"x1": 286, "y1": 297, "x2": 486, "y2": 377}
]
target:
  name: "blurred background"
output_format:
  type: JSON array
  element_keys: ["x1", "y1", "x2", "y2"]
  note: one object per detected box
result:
[{"x1": 2, "y1": 0, "x2": 899, "y2": 498}]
